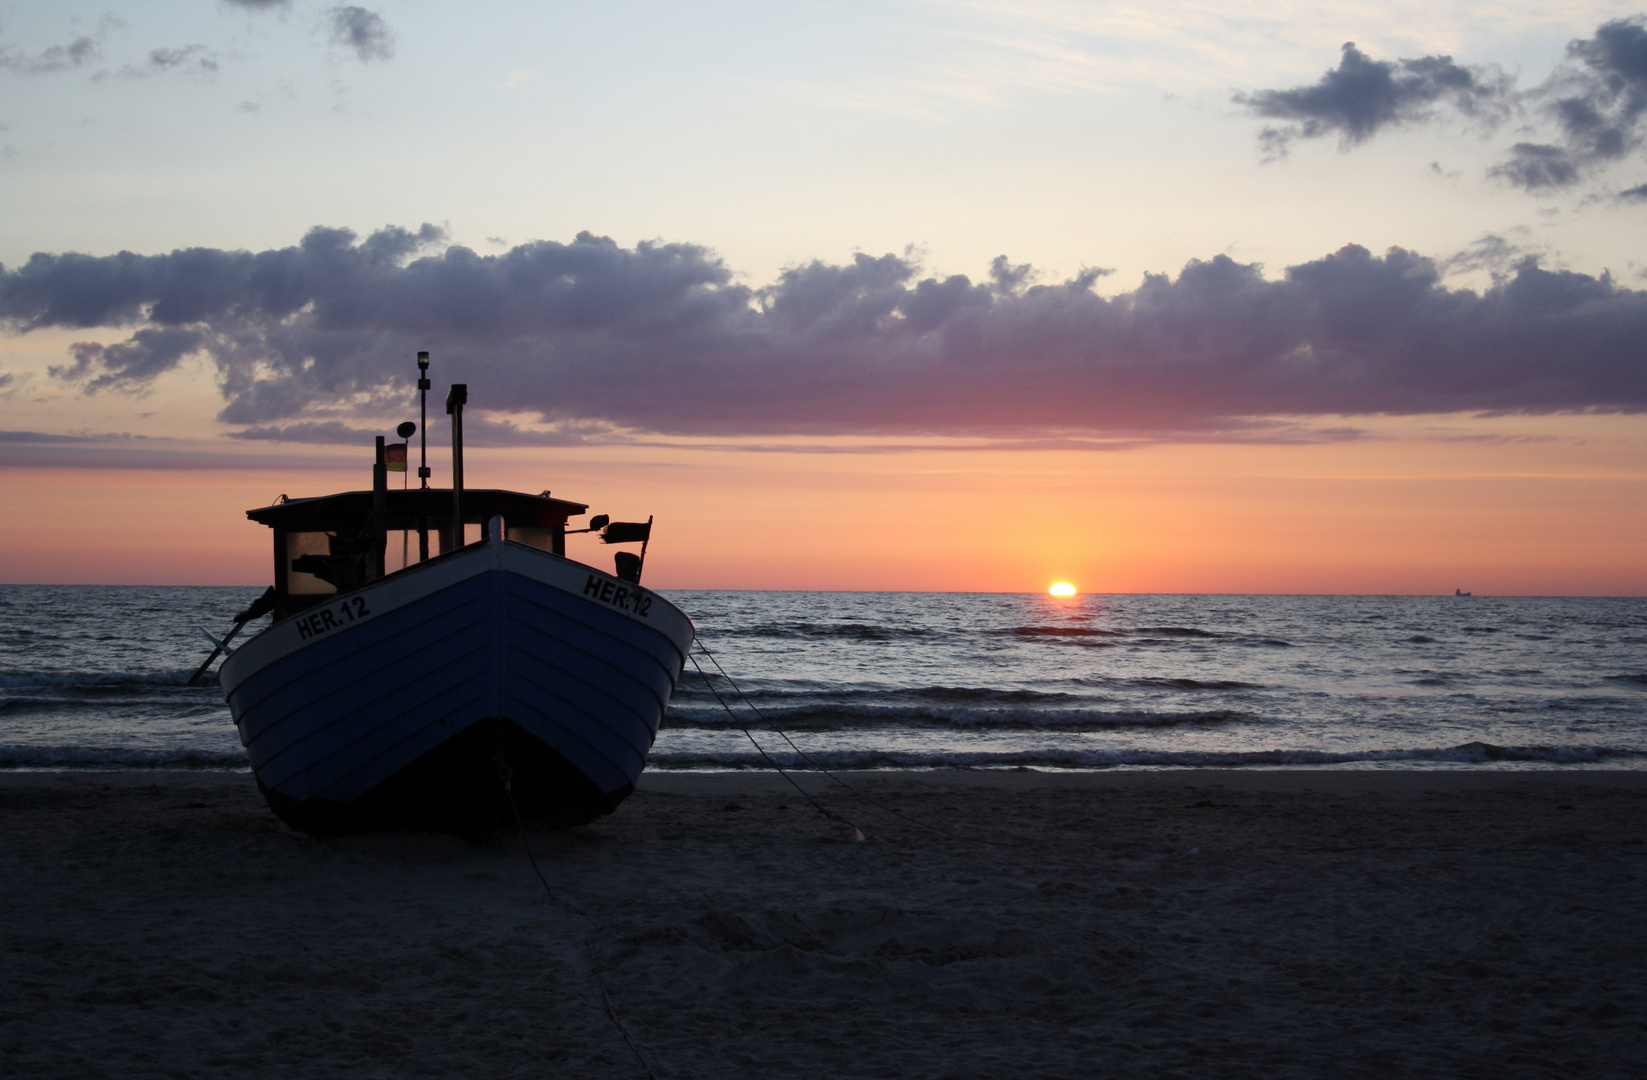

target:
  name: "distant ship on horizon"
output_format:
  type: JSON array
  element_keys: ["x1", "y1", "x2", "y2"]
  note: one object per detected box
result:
[{"x1": 1454, "y1": 588, "x2": 1472, "y2": 597}]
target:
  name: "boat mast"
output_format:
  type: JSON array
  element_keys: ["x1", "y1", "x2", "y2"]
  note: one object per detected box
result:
[
  {"x1": 417, "y1": 352, "x2": 431, "y2": 562},
  {"x1": 416, "y1": 352, "x2": 431, "y2": 489},
  {"x1": 447, "y1": 383, "x2": 467, "y2": 546}
]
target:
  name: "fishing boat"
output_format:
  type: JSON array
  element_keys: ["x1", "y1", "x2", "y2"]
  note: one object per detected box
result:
[{"x1": 214, "y1": 354, "x2": 694, "y2": 837}]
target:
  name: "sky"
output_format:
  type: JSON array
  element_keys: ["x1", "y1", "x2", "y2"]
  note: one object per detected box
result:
[{"x1": 2, "y1": 0, "x2": 1645, "y2": 593}]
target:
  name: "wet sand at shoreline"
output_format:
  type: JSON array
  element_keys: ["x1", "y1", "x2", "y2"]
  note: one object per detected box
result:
[{"x1": 3, "y1": 769, "x2": 1644, "y2": 1078}]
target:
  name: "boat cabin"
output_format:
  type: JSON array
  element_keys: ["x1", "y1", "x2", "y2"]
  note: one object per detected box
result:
[{"x1": 249, "y1": 487, "x2": 588, "y2": 620}]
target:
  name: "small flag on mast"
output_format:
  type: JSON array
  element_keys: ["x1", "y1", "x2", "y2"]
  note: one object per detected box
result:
[
  {"x1": 385, "y1": 443, "x2": 408, "y2": 472},
  {"x1": 600, "y1": 520, "x2": 652, "y2": 545}
]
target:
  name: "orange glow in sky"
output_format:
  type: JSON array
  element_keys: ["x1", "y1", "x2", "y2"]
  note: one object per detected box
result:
[{"x1": 4, "y1": 411, "x2": 1645, "y2": 595}]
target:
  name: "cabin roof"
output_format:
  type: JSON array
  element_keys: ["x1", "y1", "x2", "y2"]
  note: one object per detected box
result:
[{"x1": 247, "y1": 488, "x2": 589, "y2": 531}]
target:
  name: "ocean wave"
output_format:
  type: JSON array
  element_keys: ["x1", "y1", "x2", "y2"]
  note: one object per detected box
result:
[
  {"x1": 1129, "y1": 677, "x2": 1262, "y2": 691},
  {"x1": 662, "y1": 704, "x2": 1249, "y2": 731},
  {"x1": 649, "y1": 741, "x2": 1647, "y2": 771},
  {"x1": 674, "y1": 678, "x2": 1260, "y2": 705},
  {"x1": 0, "y1": 670, "x2": 199, "y2": 691},
  {"x1": 1604, "y1": 674, "x2": 1647, "y2": 688},
  {"x1": 715, "y1": 622, "x2": 941, "y2": 641},
  {"x1": 671, "y1": 683, "x2": 1090, "y2": 706},
  {"x1": 709, "y1": 622, "x2": 1236, "y2": 644},
  {"x1": 0, "y1": 744, "x2": 248, "y2": 769},
  {"x1": 0, "y1": 696, "x2": 225, "y2": 716}
]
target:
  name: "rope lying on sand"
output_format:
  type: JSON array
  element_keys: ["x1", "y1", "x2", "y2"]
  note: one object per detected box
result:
[
  {"x1": 495, "y1": 760, "x2": 664, "y2": 1080},
  {"x1": 687, "y1": 649, "x2": 868, "y2": 839},
  {"x1": 690, "y1": 639, "x2": 1018, "y2": 849}
]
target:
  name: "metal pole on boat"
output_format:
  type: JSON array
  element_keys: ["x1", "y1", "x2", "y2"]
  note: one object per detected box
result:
[
  {"x1": 637, "y1": 514, "x2": 654, "y2": 582},
  {"x1": 447, "y1": 383, "x2": 467, "y2": 547},
  {"x1": 417, "y1": 353, "x2": 430, "y2": 563},
  {"x1": 417, "y1": 353, "x2": 431, "y2": 489},
  {"x1": 373, "y1": 436, "x2": 388, "y2": 579}
]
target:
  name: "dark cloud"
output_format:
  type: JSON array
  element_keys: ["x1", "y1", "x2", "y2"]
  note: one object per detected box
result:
[
  {"x1": 222, "y1": 0, "x2": 292, "y2": 9},
  {"x1": 1490, "y1": 142, "x2": 1581, "y2": 189},
  {"x1": 4, "y1": 227, "x2": 1646, "y2": 441},
  {"x1": 0, "y1": 34, "x2": 99, "y2": 75},
  {"x1": 327, "y1": 6, "x2": 394, "y2": 63},
  {"x1": 1622, "y1": 182, "x2": 1647, "y2": 200},
  {"x1": 1492, "y1": 16, "x2": 1647, "y2": 190},
  {"x1": 1244, "y1": 18, "x2": 1647, "y2": 193},
  {"x1": 1235, "y1": 42, "x2": 1511, "y2": 158},
  {"x1": 49, "y1": 327, "x2": 211, "y2": 393}
]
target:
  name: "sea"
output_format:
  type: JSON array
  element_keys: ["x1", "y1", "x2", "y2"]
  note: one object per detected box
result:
[{"x1": 2, "y1": 585, "x2": 1645, "y2": 773}]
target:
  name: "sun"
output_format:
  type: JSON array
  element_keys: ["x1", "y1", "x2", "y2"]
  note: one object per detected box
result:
[{"x1": 1048, "y1": 582, "x2": 1077, "y2": 597}]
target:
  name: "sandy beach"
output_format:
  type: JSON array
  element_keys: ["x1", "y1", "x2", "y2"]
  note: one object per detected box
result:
[{"x1": 2, "y1": 768, "x2": 1644, "y2": 1078}]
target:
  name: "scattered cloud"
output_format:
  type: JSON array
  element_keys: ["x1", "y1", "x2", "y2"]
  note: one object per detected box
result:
[
  {"x1": 1492, "y1": 17, "x2": 1647, "y2": 191},
  {"x1": 1240, "y1": 16, "x2": 1647, "y2": 196},
  {"x1": 0, "y1": 34, "x2": 100, "y2": 75},
  {"x1": 0, "y1": 435, "x2": 348, "y2": 471},
  {"x1": 3, "y1": 226, "x2": 1645, "y2": 442},
  {"x1": 1235, "y1": 42, "x2": 1511, "y2": 160},
  {"x1": 0, "y1": 428, "x2": 155, "y2": 443},
  {"x1": 147, "y1": 44, "x2": 219, "y2": 77},
  {"x1": 1491, "y1": 142, "x2": 1579, "y2": 189},
  {"x1": 1440, "y1": 233, "x2": 1540, "y2": 279},
  {"x1": 227, "y1": 414, "x2": 631, "y2": 448},
  {"x1": 224, "y1": 419, "x2": 381, "y2": 444},
  {"x1": 222, "y1": 0, "x2": 292, "y2": 10},
  {"x1": 326, "y1": 6, "x2": 395, "y2": 64},
  {"x1": 1622, "y1": 181, "x2": 1647, "y2": 200},
  {"x1": 97, "y1": 44, "x2": 222, "y2": 82},
  {"x1": 49, "y1": 328, "x2": 212, "y2": 394}
]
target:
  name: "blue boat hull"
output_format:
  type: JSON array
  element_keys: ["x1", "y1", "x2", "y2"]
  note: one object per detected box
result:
[{"x1": 220, "y1": 534, "x2": 694, "y2": 836}]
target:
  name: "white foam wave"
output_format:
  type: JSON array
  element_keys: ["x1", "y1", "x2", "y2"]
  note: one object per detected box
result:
[
  {"x1": 0, "y1": 744, "x2": 247, "y2": 768},
  {"x1": 649, "y1": 741, "x2": 1647, "y2": 770},
  {"x1": 663, "y1": 704, "x2": 1246, "y2": 731},
  {"x1": 0, "y1": 669, "x2": 197, "y2": 690}
]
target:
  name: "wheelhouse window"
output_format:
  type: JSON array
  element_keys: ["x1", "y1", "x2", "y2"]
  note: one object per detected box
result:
[
  {"x1": 285, "y1": 532, "x2": 338, "y2": 595},
  {"x1": 507, "y1": 525, "x2": 559, "y2": 553}
]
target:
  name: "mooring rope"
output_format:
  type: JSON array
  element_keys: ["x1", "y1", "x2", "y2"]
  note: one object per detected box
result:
[
  {"x1": 495, "y1": 760, "x2": 664, "y2": 1080},
  {"x1": 686, "y1": 651, "x2": 867, "y2": 839},
  {"x1": 690, "y1": 639, "x2": 1018, "y2": 848}
]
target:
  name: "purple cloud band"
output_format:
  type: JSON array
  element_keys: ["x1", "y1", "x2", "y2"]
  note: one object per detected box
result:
[{"x1": 3, "y1": 225, "x2": 1644, "y2": 441}]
